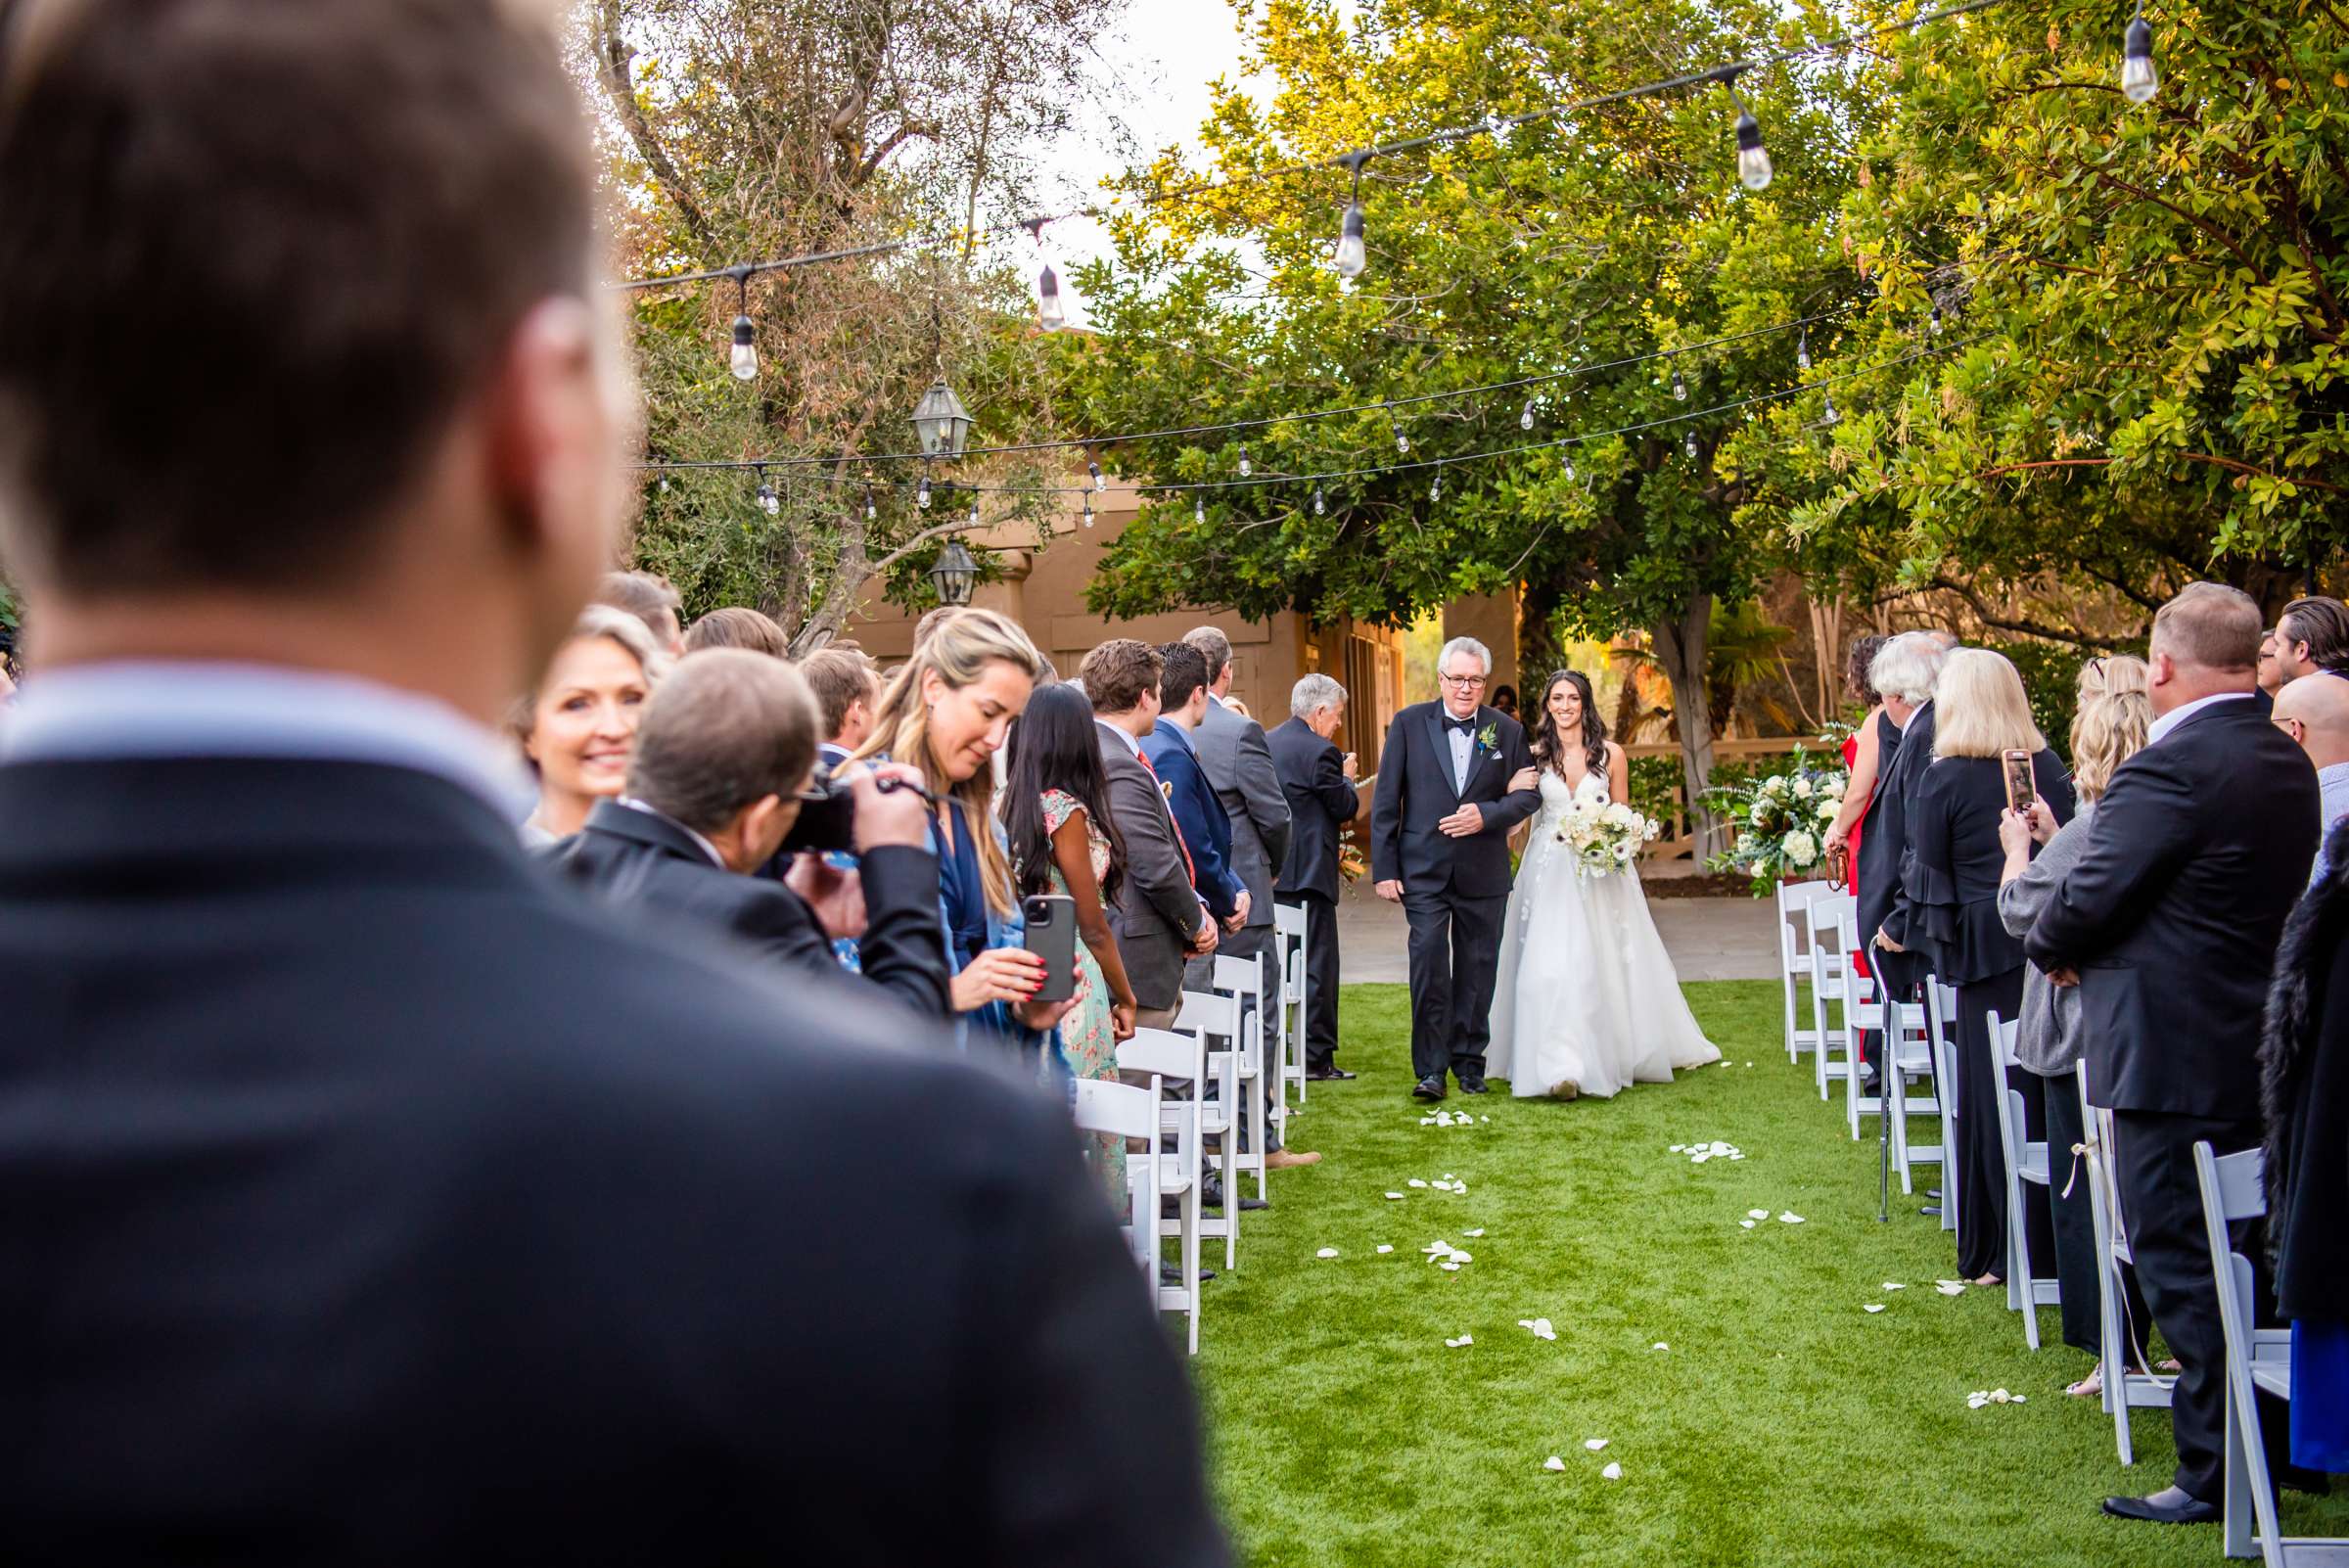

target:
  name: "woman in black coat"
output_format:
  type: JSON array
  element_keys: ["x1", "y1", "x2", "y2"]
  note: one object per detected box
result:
[
  {"x1": 1896, "y1": 648, "x2": 2074, "y2": 1284},
  {"x1": 2263, "y1": 816, "x2": 2349, "y2": 1472}
]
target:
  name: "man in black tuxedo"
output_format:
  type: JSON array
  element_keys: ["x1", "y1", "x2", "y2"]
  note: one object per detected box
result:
[
  {"x1": 1858, "y1": 632, "x2": 1949, "y2": 1021},
  {"x1": 0, "y1": 5, "x2": 1226, "y2": 1562},
  {"x1": 1269, "y1": 672, "x2": 1362, "y2": 1079},
  {"x1": 1370, "y1": 636, "x2": 1541, "y2": 1099},
  {"x1": 2028, "y1": 582, "x2": 2320, "y2": 1527},
  {"x1": 544, "y1": 649, "x2": 949, "y2": 1017}
]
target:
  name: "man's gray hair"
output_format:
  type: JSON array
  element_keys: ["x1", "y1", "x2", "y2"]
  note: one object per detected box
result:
[
  {"x1": 1290, "y1": 672, "x2": 1347, "y2": 719},
  {"x1": 1437, "y1": 635, "x2": 1493, "y2": 676},
  {"x1": 1869, "y1": 631, "x2": 1948, "y2": 706},
  {"x1": 1182, "y1": 624, "x2": 1234, "y2": 685}
]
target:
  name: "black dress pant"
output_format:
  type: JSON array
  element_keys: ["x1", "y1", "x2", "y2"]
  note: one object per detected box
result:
[
  {"x1": 2113, "y1": 1108, "x2": 2291, "y2": 1501},
  {"x1": 1276, "y1": 891, "x2": 1341, "y2": 1069},
  {"x1": 1403, "y1": 886, "x2": 1504, "y2": 1083},
  {"x1": 1951, "y1": 967, "x2": 2055, "y2": 1282},
  {"x1": 2042, "y1": 1070, "x2": 2151, "y2": 1359}
]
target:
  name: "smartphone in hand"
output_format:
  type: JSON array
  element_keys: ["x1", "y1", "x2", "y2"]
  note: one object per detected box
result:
[
  {"x1": 2002, "y1": 749, "x2": 2035, "y2": 815},
  {"x1": 1021, "y1": 895, "x2": 1078, "y2": 1003}
]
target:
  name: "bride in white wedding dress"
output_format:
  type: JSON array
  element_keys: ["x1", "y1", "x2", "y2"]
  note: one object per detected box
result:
[{"x1": 1487, "y1": 670, "x2": 1720, "y2": 1098}]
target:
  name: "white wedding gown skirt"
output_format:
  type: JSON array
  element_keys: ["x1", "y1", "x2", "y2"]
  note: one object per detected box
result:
[{"x1": 1487, "y1": 771, "x2": 1720, "y2": 1097}]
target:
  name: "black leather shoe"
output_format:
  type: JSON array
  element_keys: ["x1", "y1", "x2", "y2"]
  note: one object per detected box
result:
[
  {"x1": 1160, "y1": 1263, "x2": 1217, "y2": 1285},
  {"x1": 1456, "y1": 1077, "x2": 1490, "y2": 1094},
  {"x1": 1306, "y1": 1066, "x2": 1358, "y2": 1081},
  {"x1": 1412, "y1": 1075, "x2": 1448, "y2": 1101},
  {"x1": 2101, "y1": 1489, "x2": 2220, "y2": 1525}
]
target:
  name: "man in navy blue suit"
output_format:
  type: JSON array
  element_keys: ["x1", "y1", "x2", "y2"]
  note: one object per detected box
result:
[{"x1": 1143, "y1": 641, "x2": 1249, "y2": 934}]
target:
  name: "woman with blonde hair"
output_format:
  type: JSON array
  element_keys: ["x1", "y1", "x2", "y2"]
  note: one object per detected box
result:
[
  {"x1": 1899, "y1": 647, "x2": 2076, "y2": 1283},
  {"x1": 1999, "y1": 657, "x2": 2153, "y2": 1389},
  {"x1": 852, "y1": 607, "x2": 1074, "y2": 1051},
  {"x1": 513, "y1": 604, "x2": 668, "y2": 845}
]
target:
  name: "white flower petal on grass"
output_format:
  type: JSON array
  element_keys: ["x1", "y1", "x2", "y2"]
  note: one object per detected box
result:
[
  {"x1": 1375, "y1": 1244, "x2": 1394, "y2": 1255},
  {"x1": 1864, "y1": 1304, "x2": 1886, "y2": 1314},
  {"x1": 1423, "y1": 1240, "x2": 1452, "y2": 1254},
  {"x1": 1652, "y1": 1342, "x2": 1669, "y2": 1352},
  {"x1": 1601, "y1": 1462, "x2": 1623, "y2": 1481},
  {"x1": 1439, "y1": 1260, "x2": 1462, "y2": 1271},
  {"x1": 1406, "y1": 1178, "x2": 1428, "y2": 1188},
  {"x1": 1747, "y1": 1209, "x2": 1771, "y2": 1220},
  {"x1": 1430, "y1": 1180, "x2": 1453, "y2": 1191},
  {"x1": 1464, "y1": 1227, "x2": 1486, "y2": 1237},
  {"x1": 1419, "y1": 1117, "x2": 1437, "y2": 1127},
  {"x1": 1384, "y1": 1191, "x2": 1406, "y2": 1200},
  {"x1": 1585, "y1": 1438, "x2": 1608, "y2": 1451},
  {"x1": 1445, "y1": 1334, "x2": 1473, "y2": 1349},
  {"x1": 1935, "y1": 1280, "x2": 1966, "y2": 1295},
  {"x1": 1543, "y1": 1456, "x2": 1567, "y2": 1472},
  {"x1": 1315, "y1": 1247, "x2": 1339, "y2": 1259},
  {"x1": 1480, "y1": 1116, "x2": 1491, "y2": 1123},
  {"x1": 1778, "y1": 1213, "x2": 1805, "y2": 1224},
  {"x1": 1515, "y1": 1317, "x2": 1557, "y2": 1341},
  {"x1": 1883, "y1": 1282, "x2": 1906, "y2": 1291},
  {"x1": 1669, "y1": 1145, "x2": 1684, "y2": 1154},
  {"x1": 1739, "y1": 1220, "x2": 1756, "y2": 1229}
]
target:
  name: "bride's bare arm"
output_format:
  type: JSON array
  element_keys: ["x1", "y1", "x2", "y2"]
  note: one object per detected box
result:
[
  {"x1": 1607, "y1": 743, "x2": 1629, "y2": 805},
  {"x1": 1507, "y1": 764, "x2": 1539, "y2": 792},
  {"x1": 1823, "y1": 707, "x2": 1883, "y2": 850}
]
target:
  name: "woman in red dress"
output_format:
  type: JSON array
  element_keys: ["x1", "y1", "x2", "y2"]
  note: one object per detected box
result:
[{"x1": 1824, "y1": 634, "x2": 1889, "y2": 983}]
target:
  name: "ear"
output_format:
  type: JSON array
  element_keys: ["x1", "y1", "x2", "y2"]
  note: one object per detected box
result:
[
  {"x1": 918, "y1": 667, "x2": 946, "y2": 709},
  {"x1": 482, "y1": 296, "x2": 622, "y2": 571}
]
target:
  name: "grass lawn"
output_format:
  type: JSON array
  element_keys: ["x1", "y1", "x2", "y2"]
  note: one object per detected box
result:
[{"x1": 1190, "y1": 980, "x2": 2349, "y2": 1568}]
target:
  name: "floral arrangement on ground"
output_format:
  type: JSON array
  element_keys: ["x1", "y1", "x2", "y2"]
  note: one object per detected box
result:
[{"x1": 1704, "y1": 744, "x2": 1850, "y2": 896}]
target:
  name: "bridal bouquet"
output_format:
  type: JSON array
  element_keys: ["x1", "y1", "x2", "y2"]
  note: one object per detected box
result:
[
  {"x1": 1554, "y1": 798, "x2": 1661, "y2": 879},
  {"x1": 1705, "y1": 745, "x2": 1851, "y2": 896}
]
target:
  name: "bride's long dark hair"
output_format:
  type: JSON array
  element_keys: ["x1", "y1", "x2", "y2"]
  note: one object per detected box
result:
[{"x1": 1530, "y1": 669, "x2": 1609, "y2": 779}]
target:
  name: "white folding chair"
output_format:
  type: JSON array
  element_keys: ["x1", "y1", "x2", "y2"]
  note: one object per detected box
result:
[
  {"x1": 1212, "y1": 953, "x2": 1271, "y2": 1203},
  {"x1": 1272, "y1": 900, "x2": 1310, "y2": 1114},
  {"x1": 2077, "y1": 1059, "x2": 2172, "y2": 1464},
  {"x1": 1117, "y1": 1029, "x2": 1205, "y2": 1355},
  {"x1": 1776, "y1": 879, "x2": 1840, "y2": 1063},
  {"x1": 1922, "y1": 977, "x2": 1962, "y2": 1234},
  {"x1": 1073, "y1": 1076, "x2": 1163, "y2": 1281},
  {"x1": 1884, "y1": 986, "x2": 1942, "y2": 1196},
  {"x1": 1988, "y1": 1010, "x2": 2059, "y2": 1347},
  {"x1": 1174, "y1": 988, "x2": 1249, "y2": 1270},
  {"x1": 1805, "y1": 895, "x2": 1868, "y2": 1109},
  {"x1": 2194, "y1": 1141, "x2": 2344, "y2": 1565}
]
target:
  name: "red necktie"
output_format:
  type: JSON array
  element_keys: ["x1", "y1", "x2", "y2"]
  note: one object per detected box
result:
[{"x1": 1136, "y1": 749, "x2": 1198, "y2": 884}]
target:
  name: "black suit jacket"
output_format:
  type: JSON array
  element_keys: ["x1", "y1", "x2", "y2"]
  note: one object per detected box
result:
[
  {"x1": 1267, "y1": 716, "x2": 1359, "y2": 901},
  {"x1": 1858, "y1": 700, "x2": 1935, "y2": 952},
  {"x1": 543, "y1": 799, "x2": 950, "y2": 1019},
  {"x1": 0, "y1": 756, "x2": 1226, "y2": 1565},
  {"x1": 2027, "y1": 696, "x2": 2320, "y2": 1119},
  {"x1": 1369, "y1": 702, "x2": 1539, "y2": 899}
]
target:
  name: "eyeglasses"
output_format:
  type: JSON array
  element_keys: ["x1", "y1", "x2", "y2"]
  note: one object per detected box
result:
[{"x1": 1439, "y1": 672, "x2": 1488, "y2": 689}]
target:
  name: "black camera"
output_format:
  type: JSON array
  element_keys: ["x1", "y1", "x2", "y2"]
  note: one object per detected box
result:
[{"x1": 776, "y1": 770, "x2": 935, "y2": 856}]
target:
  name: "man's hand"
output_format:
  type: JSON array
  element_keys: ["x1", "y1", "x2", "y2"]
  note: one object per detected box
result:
[
  {"x1": 1110, "y1": 999, "x2": 1136, "y2": 1041},
  {"x1": 2046, "y1": 966, "x2": 2081, "y2": 989},
  {"x1": 1873, "y1": 924, "x2": 1906, "y2": 954},
  {"x1": 1437, "y1": 802, "x2": 1485, "y2": 838},
  {"x1": 1374, "y1": 878, "x2": 1404, "y2": 903},
  {"x1": 841, "y1": 761, "x2": 930, "y2": 853},
  {"x1": 785, "y1": 854, "x2": 867, "y2": 941},
  {"x1": 1188, "y1": 917, "x2": 1220, "y2": 956},
  {"x1": 1225, "y1": 889, "x2": 1252, "y2": 931},
  {"x1": 1341, "y1": 751, "x2": 1359, "y2": 781}
]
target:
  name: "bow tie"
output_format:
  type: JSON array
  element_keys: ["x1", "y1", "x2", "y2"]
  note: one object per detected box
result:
[{"x1": 1444, "y1": 714, "x2": 1479, "y2": 735}]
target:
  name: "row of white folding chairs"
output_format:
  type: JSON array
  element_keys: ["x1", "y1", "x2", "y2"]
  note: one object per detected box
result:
[
  {"x1": 1987, "y1": 1011, "x2": 2062, "y2": 1348},
  {"x1": 2073, "y1": 1057, "x2": 2176, "y2": 1464},
  {"x1": 1075, "y1": 1027, "x2": 1208, "y2": 1354},
  {"x1": 1800, "y1": 893, "x2": 1951, "y2": 1200},
  {"x1": 1272, "y1": 901, "x2": 1311, "y2": 1130}
]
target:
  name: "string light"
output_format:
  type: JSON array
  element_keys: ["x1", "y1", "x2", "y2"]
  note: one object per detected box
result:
[
  {"x1": 1727, "y1": 80, "x2": 1773, "y2": 193},
  {"x1": 1313, "y1": 487, "x2": 1326, "y2": 515},
  {"x1": 1195, "y1": 494, "x2": 1206, "y2": 523},
  {"x1": 1238, "y1": 446, "x2": 1253, "y2": 478},
  {"x1": 1333, "y1": 153, "x2": 1369, "y2": 279},
  {"x1": 1521, "y1": 399, "x2": 1537, "y2": 431},
  {"x1": 1087, "y1": 457, "x2": 1106, "y2": 491},
  {"x1": 1392, "y1": 409, "x2": 1409, "y2": 454},
  {"x1": 1797, "y1": 328, "x2": 1812, "y2": 370},
  {"x1": 1684, "y1": 431, "x2": 1701, "y2": 458},
  {"x1": 1025, "y1": 217, "x2": 1069, "y2": 331},
  {"x1": 1429, "y1": 469, "x2": 1443, "y2": 502},
  {"x1": 1673, "y1": 367, "x2": 1688, "y2": 401},
  {"x1": 658, "y1": 475, "x2": 668, "y2": 493},
  {"x1": 728, "y1": 268, "x2": 758, "y2": 381},
  {"x1": 968, "y1": 495, "x2": 982, "y2": 529},
  {"x1": 1930, "y1": 301, "x2": 1945, "y2": 335},
  {"x1": 1564, "y1": 456, "x2": 1577, "y2": 482},
  {"x1": 917, "y1": 473, "x2": 933, "y2": 508},
  {"x1": 2120, "y1": 3, "x2": 2157, "y2": 103},
  {"x1": 1082, "y1": 492, "x2": 1095, "y2": 528},
  {"x1": 863, "y1": 486, "x2": 877, "y2": 521},
  {"x1": 1822, "y1": 392, "x2": 1841, "y2": 426},
  {"x1": 756, "y1": 470, "x2": 779, "y2": 515}
]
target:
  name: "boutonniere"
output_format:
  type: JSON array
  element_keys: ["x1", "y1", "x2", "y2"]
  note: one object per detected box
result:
[
  {"x1": 1476, "y1": 722, "x2": 1498, "y2": 753},
  {"x1": 1160, "y1": 779, "x2": 1175, "y2": 801}
]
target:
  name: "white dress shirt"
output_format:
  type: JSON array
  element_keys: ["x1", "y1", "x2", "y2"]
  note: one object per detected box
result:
[
  {"x1": 0, "y1": 660, "x2": 530, "y2": 814},
  {"x1": 1445, "y1": 713, "x2": 1475, "y2": 793},
  {"x1": 2146, "y1": 689, "x2": 2253, "y2": 746}
]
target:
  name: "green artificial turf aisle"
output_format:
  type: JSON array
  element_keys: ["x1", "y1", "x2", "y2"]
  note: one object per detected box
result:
[{"x1": 1191, "y1": 980, "x2": 2349, "y2": 1568}]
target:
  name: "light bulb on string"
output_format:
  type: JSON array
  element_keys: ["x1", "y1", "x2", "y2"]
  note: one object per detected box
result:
[
  {"x1": 863, "y1": 487, "x2": 877, "y2": 522},
  {"x1": 1025, "y1": 219, "x2": 1070, "y2": 331},
  {"x1": 1930, "y1": 301, "x2": 1945, "y2": 336},
  {"x1": 968, "y1": 495, "x2": 982, "y2": 530},
  {"x1": 755, "y1": 472, "x2": 778, "y2": 516},
  {"x1": 1684, "y1": 431, "x2": 1700, "y2": 460},
  {"x1": 1313, "y1": 487, "x2": 1326, "y2": 516},
  {"x1": 1564, "y1": 455, "x2": 1577, "y2": 483},
  {"x1": 1087, "y1": 457, "x2": 1106, "y2": 492},
  {"x1": 727, "y1": 267, "x2": 758, "y2": 381},
  {"x1": 1195, "y1": 493, "x2": 1206, "y2": 524},
  {"x1": 1429, "y1": 470, "x2": 1443, "y2": 503},
  {"x1": 1822, "y1": 392, "x2": 1841, "y2": 427},
  {"x1": 1733, "y1": 109, "x2": 1773, "y2": 192},
  {"x1": 1672, "y1": 366, "x2": 1687, "y2": 401},
  {"x1": 1797, "y1": 328, "x2": 1812, "y2": 371},
  {"x1": 1238, "y1": 447, "x2": 1252, "y2": 478},
  {"x1": 1521, "y1": 399, "x2": 1536, "y2": 431},
  {"x1": 658, "y1": 475, "x2": 668, "y2": 494},
  {"x1": 1390, "y1": 409, "x2": 1409, "y2": 454},
  {"x1": 1082, "y1": 493, "x2": 1095, "y2": 528},
  {"x1": 2120, "y1": 6, "x2": 2157, "y2": 103},
  {"x1": 917, "y1": 473, "x2": 933, "y2": 509},
  {"x1": 1332, "y1": 153, "x2": 1370, "y2": 278}
]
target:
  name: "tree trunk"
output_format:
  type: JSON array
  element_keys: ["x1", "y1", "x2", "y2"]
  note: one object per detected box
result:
[
  {"x1": 1517, "y1": 576, "x2": 1566, "y2": 686},
  {"x1": 1652, "y1": 591, "x2": 1722, "y2": 860}
]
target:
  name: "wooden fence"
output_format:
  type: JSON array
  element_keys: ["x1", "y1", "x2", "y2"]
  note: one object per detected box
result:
[{"x1": 1625, "y1": 735, "x2": 1810, "y2": 861}]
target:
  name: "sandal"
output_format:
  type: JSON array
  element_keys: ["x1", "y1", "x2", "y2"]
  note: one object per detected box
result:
[{"x1": 2067, "y1": 1369, "x2": 2102, "y2": 1399}]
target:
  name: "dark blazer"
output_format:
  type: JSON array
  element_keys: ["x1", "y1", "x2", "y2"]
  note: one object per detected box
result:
[
  {"x1": 1368, "y1": 701, "x2": 1539, "y2": 898},
  {"x1": 2028, "y1": 696, "x2": 2321, "y2": 1119},
  {"x1": 1142, "y1": 718, "x2": 1243, "y2": 920},
  {"x1": 1268, "y1": 716, "x2": 1360, "y2": 901},
  {"x1": 1901, "y1": 750, "x2": 2074, "y2": 985},
  {"x1": 544, "y1": 798, "x2": 949, "y2": 1019},
  {"x1": 0, "y1": 756, "x2": 1226, "y2": 1565},
  {"x1": 1195, "y1": 696, "x2": 1290, "y2": 929},
  {"x1": 1098, "y1": 722, "x2": 1207, "y2": 1011},
  {"x1": 2260, "y1": 820, "x2": 2349, "y2": 1322},
  {"x1": 1859, "y1": 700, "x2": 1935, "y2": 951}
]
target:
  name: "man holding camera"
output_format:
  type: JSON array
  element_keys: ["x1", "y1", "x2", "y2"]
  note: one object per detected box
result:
[{"x1": 547, "y1": 650, "x2": 950, "y2": 1017}]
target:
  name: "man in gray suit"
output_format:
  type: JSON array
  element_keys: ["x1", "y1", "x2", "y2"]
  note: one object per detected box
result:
[
  {"x1": 1183, "y1": 626, "x2": 1313, "y2": 1166},
  {"x1": 1082, "y1": 639, "x2": 1216, "y2": 1028}
]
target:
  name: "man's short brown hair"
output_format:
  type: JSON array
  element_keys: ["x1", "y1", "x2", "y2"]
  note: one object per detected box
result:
[
  {"x1": 1080, "y1": 639, "x2": 1163, "y2": 715},
  {"x1": 683, "y1": 606, "x2": 789, "y2": 659},
  {"x1": 799, "y1": 647, "x2": 879, "y2": 741},
  {"x1": 0, "y1": 0, "x2": 597, "y2": 595},
  {"x1": 1182, "y1": 625, "x2": 1233, "y2": 687},
  {"x1": 626, "y1": 649, "x2": 818, "y2": 836},
  {"x1": 598, "y1": 572, "x2": 683, "y2": 639},
  {"x1": 2153, "y1": 581, "x2": 2263, "y2": 673}
]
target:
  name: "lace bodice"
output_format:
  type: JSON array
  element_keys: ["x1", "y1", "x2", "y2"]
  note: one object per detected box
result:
[{"x1": 1537, "y1": 767, "x2": 1609, "y2": 823}]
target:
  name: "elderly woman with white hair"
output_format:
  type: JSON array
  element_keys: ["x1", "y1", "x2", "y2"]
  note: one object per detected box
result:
[
  {"x1": 1855, "y1": 632, "x2": 1951, "y2": 1038},
  {"x1": 1902, "y1": 647, "x2": 2075, "y2": 1284}
]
